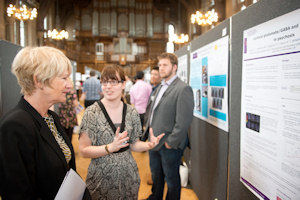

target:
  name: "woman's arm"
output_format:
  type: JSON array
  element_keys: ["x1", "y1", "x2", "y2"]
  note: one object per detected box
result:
[{"x1": 79, "y1": 127, "x2": 130, "y2": 158}]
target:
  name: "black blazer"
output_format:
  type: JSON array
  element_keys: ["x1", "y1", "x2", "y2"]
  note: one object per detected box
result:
[{"x1": 0, "y1": 97, "x2": 76, "y2": 199}]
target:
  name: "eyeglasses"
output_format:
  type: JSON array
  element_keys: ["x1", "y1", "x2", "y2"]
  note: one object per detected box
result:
[{"x1": 101, "y1": 80, "x2": 123, "y2": 86}]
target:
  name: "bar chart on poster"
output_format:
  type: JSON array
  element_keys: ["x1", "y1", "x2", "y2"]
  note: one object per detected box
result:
[
  {"x1": 190, "y1": 36, "x2": 229, "y2": 132},
  {"x1": 240, "y1": 9, "x2": 300, "y2": 200}
]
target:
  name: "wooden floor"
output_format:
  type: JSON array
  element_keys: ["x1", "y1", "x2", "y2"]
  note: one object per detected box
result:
[{"x1": 72, "y1": 134, "x2": 198, "y2": 200}]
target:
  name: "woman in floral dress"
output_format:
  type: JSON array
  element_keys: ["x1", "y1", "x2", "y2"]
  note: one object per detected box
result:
[
  {"x1": 79, "y1": 65, "x2": 164, "y2": 200},
  {"x1": 58, "y1": 89, "x2": 78, "y2": 141}
]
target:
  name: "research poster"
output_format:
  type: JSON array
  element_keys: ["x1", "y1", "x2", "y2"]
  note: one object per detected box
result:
[
  {"x1": 178, "y1": 54, "x2": 188, "y2": 83},
  {"x1": 240, "y1": 9, "x2": 300, "y2": 200},
  {"x1": 189, "y1": 36, "x2": 229, "y2": 132}
]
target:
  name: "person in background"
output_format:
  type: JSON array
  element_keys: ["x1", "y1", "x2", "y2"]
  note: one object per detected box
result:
[
  {"x1": 142, "y1": 66, "x2": 162, "y2": 186},
  {"x1": 144, "y1": 53, "x2": 194, "y2": 200},
  {"x1": 0, "y1": 46, "x2": 90, "y2": 199},
  {"x1": 150, "y1": 66, "x2": 161, "y2": 95},
  {"x1": 57, "y1": 84, "x2": 78, "y2": 141},
  {"x1": 82, "y1": 70, "x2": 102, "y2": 108},
  {"x1": 124, "y1": 75, "x2": 133, "y2": 104},
  {"x1": 75, "y1": 80, "x2": 82, "y2": 101},
  {"x1": 143, "y1": 66, "x2": 161, "y2": 135},
  {"x1": 78, "y1": 65, "x2": 164, "y2": 200},
  {"x1": 130, "y1": 71, "x2": 152, "y2": 128}
]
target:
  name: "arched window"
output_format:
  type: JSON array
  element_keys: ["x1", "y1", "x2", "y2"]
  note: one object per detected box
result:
[
  {"x1": 20, "y1": 21, "x2": 25, "y2": 47},
  {"x1": 167, "y1": 24, "x2": 175, "y2": 53},
  {"x1": 43, "y1": 17, "x2": 48, "y2": 38}
]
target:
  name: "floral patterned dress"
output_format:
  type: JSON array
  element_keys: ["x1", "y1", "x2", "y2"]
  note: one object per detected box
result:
[
  {"x1": 80, "y1": 102, "x2": 142, "y2": 200},
  {"x1": 58, "y1": 91, "x2": 78, "y2": 129}
]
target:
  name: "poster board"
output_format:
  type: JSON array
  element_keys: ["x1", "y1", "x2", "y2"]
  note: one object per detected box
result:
[
  {"x1": 190, "y1": 36, "x2": 229, "y2": 132},
  {"x1": 240, "y1": 9, "x2": 300, "y2": 200},
  {"x1": 229, "y1": 0, "x2": 300, "y2": 199},
  {"x1": 187, "y1": 19, "x2": 230, "y2": 200}
]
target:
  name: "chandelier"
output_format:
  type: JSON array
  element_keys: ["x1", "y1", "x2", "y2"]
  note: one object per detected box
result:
[
  {"x1": 191, "y1": 9, "x2": 218, "y2": 26},
  {"x1": 169, "y1": 32, "x2": 189, "y2": 44},
  {"x1": 173, "y1": 34, "x2": 189, "y2": 44},
  {"x1": 7, "y1": 4, "x2": 37, "y2": 21},
  {"x1": 47, "y1": 29, "x2": 69, "y2": 40}
]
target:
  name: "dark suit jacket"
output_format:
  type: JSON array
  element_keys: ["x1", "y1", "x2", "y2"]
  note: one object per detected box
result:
[
  {"x1": 142, "y1": 84, "x2": 160, "y2": 141},
  {"x1": 144, "y1": 77, "x2": 194, "y2": 151},
  {"x1": 0, "y1": 97, "x2": 76, "y2": 199}
]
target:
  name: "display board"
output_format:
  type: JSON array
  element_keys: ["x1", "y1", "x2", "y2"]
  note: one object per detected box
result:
[
  {"x1": 240, "y1": 9, "x2": 300, "y2": 200},
  {"x1": 175, "y1": 44, "x2": 192, "y2": 170},
  {"x1": 188, "y1": 19, "x2": 230, "y2": 200},
  {"x1": 0, "y1": 40, "x2": 22, "y2": 117},
  {"x1": 229, "y1": 0, "x2": 300, "y2": 199},
  {"x1": 190, "y1": 36, "x2": 229, "y2": 132}
]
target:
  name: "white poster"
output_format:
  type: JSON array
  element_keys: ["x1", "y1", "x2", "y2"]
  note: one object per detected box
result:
[
  {"x1": 241, "y1": 9, "x2": 300, "y2": 200},
  {"x1": 178, "y1": 55, "x2": 188, "y2": 83},
  {"x1": 189, "y1": 36, "x2": 229, "y2": 132}
]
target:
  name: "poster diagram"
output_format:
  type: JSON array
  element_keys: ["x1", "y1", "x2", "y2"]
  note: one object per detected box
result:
[
  {"x1": 190, "y1": 36, "x2": 229, "y2": 132},
  {"x1": 178, "y1": 55, "x2": 188, "y2": 83},
  {"x1": 240, "y1": 9, "x2": 300, "y2": 200}
]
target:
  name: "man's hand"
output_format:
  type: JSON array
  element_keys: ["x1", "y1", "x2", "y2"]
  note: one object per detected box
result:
[{"x1": 164, "y1": 142, "x2": 171, "y2": 149}]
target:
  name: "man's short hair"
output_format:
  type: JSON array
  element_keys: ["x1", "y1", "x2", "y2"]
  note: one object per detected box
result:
[
  {"x1": 90, "y1": 70, "x2": 96, "y2": 76},
  {"x1": 157, "y1": 53, "x2": 178, "y2": 66},
  {"x1": 136, "y1": 71, "x2": 144, "y2": 79},
  {"x1": 152, "y1": 66, "x2": 159, "y2": 71}
]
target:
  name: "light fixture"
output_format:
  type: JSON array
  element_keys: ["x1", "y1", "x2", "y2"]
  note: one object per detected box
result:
[
  {"x1": 7, "y1": 3, "x2": 37, "y2": 21},
  {"x1": 191, "y1": 9, "x2": 218, "y2": 26},
  {"x1": 173, "y1": 34, "x2": 189, "y2": 44},
  {"x1": 47, "y1": 0, "x2": 69, "y2": 40},
  {"x1": 47, "y1": 29, "x2": 69, "y2": 40},
  {"x1": 169, "y1": 31, "x2": 189, "y2": 44}
]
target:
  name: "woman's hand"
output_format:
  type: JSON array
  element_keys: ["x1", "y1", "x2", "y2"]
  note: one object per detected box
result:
[
  {"x1": 109, "y1": 127, "x2": 130, "y2": 152},
  {"x1": 147, "y1": 128, "x2": 165, "y2": 150}
]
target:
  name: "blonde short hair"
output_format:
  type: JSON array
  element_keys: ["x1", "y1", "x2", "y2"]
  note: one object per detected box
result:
[{"x1": 12, "y1": 46, "x2": 72, "y2": 95}]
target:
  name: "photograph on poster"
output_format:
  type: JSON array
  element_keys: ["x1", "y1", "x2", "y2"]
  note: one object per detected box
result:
[
  {"x1": 202, "y1": 85, "x2": 208, "y2": 97},
  {"x1": 212, "y1": 98, "x2": 223, "y2": 110},
  {"x1": 246, "y1": 112, "x2": 260, "y2": 132},
  {"x1": 211, "y1": 87, "x2": 224, "y2": 99},
  {"x1": 202, "y1": 64, "x2": 208, "y2": 84},
  {"x1": 195, "y1": 89, "x2": 202, "y2": 112}
]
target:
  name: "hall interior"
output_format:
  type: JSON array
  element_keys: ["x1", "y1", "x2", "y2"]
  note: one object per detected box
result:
[{"x1": 0, "y1": 1, "x2": 260, "y2": 199}]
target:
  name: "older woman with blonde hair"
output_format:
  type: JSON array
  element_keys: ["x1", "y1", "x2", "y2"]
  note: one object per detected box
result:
[{"x1": 0, "y1": 46, "x2": 90, "y2": 199}]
